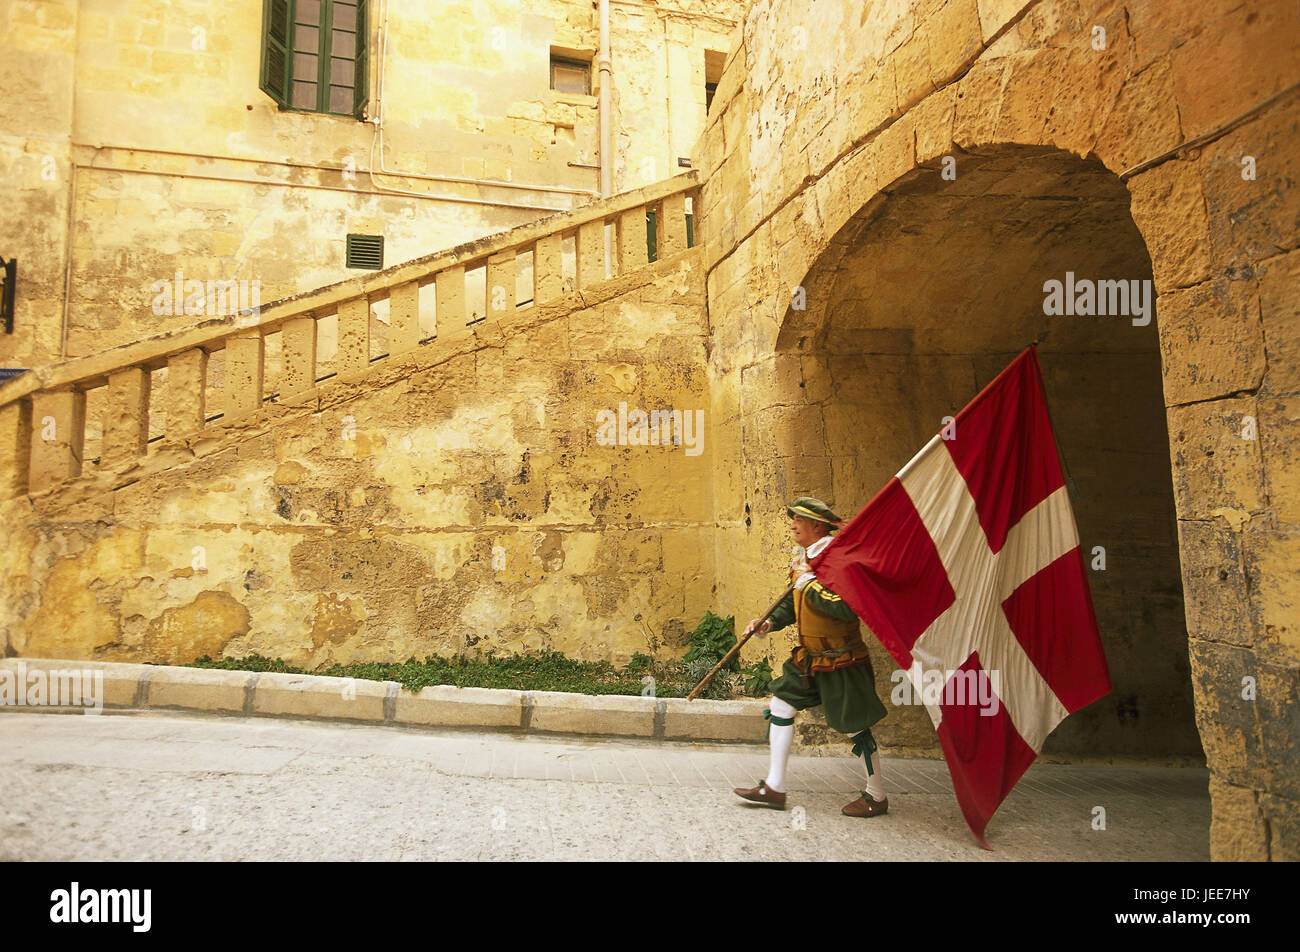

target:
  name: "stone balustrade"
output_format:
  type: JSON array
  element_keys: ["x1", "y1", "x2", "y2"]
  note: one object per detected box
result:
[{"x1": 0, "y1": 172, "x2": 700, "y2": 499}]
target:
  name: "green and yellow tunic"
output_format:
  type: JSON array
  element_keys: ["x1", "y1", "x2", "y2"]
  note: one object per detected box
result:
[{"x1": 766, "y1": 538, "x2": 888, "y2": 763}]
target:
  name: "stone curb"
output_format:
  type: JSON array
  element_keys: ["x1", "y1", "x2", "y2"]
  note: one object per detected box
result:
[{"x1": 0, "y1": 659, "x2": 770, "y2": 743}]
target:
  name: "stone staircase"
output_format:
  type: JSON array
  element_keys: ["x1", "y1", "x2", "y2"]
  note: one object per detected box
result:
[{"x1": 0, "y1": 171, "x2": 701, "y2": 501}]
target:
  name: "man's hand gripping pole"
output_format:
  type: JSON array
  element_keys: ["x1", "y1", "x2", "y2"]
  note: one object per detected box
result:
[{"x1": 686, "y1": 584, "x2": 794, "y2": 701}]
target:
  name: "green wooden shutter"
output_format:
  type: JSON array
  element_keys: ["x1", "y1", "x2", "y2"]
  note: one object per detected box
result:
[
  {"x1": 353, "y1": 0, "x2": 369, "y2": 118},
  {"x1": 260, "y1": 0, "x2": 292, "y2": 107}
]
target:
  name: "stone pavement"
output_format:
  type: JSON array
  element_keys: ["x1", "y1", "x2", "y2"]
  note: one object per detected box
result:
[{"x1": 0, "y1": 710, "x2": 1210, "y2": 861}]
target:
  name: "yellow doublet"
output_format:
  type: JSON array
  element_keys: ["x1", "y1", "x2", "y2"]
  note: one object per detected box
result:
[{"x1": 790, "y1": 573, "x2": 874, "y2": 674}]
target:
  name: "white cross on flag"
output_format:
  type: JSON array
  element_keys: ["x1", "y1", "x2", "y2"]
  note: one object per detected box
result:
[{"x1": 812, "y1": 346, "x2": 1111, "y2": 848}]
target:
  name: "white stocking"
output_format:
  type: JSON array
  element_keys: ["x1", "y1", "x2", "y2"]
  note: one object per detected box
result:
[
  {"x1": 764, "y1": 696, "x2": 797, "y2": 793},
  {"x1": 863, "y1": 751, "x2": 885, "y2": 801}
]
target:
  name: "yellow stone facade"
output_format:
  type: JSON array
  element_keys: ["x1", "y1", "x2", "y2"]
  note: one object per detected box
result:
[
  {"x1": 1, "y1": 0, "x2": 743, "y2": 367},
  {"x1": 696, "y1": 0, "x2": 1298, "y2": 860},
  {"x1": 1, "y1": 0, "x2": 1297, "y2": 860}
]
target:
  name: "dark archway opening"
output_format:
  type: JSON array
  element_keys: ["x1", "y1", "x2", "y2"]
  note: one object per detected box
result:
[{"x1": 783, "y1": 146, "x2": 1202, "y2": 760}]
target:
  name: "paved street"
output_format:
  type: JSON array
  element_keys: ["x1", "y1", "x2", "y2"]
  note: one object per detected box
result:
[{"x1": 0, "y1": 710, "x2": 1210, "y2": 861}]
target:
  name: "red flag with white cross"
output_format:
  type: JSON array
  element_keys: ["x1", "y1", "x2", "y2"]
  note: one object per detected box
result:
[{"x1": 811, "y1": 346, "x2": 1111, "y2": 848}]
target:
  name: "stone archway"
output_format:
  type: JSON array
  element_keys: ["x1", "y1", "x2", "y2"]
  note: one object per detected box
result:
[
  {"x1": 777, "y1": 144, "x2": 1199, "y2": 760},
  {"x1": 700, "y1": 0, "x2": 1298, "y2": 858}
]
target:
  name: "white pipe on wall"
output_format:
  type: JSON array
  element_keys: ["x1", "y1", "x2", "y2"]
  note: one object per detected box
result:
[{"x1": 599, "y1": 0, "x2": 613, "y2": 199}]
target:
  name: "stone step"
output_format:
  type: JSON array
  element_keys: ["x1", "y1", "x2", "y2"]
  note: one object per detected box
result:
[{"x1": 0, "y1": 657, "x2": 769, "y2": 744}]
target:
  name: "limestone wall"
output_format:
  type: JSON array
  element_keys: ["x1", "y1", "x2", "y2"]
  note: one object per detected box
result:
[
  {"x1": 0, "y1": 250, "x2": 713, "y2": 669},
  {"x1": 695, "y1": 0, "x2": 1299, "y2": 857},
  {"x1": 0, "y1": 0, "x2": 79, "y2": 368},
  {"x1": 0, "y1": 0, "x2": 744, "y2": 368},
  {"x1": 4, "y1": 0, "x2": 1296, "y2": 861}
]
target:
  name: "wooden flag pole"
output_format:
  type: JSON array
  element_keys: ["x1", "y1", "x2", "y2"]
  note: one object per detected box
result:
[{"x1": 686, "y1": 584, "x2": 794, "y2": 701}]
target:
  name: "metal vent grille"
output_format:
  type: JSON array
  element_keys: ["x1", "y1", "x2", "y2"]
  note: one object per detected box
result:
[{"x1": 346, "y1": 234, "x2": 384, "y2": 270}]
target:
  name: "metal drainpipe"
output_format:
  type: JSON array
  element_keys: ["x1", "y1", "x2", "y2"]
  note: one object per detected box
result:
[
  {"x1": 599, "y1": 0, "x2": 613, "y2": 274},
  {"x1": 599, "y1": 0, "x2": 612, "y2": 199},
  {"x1": 59, "y1": 166, "x2": 77, "y2": 360},
  {"x1": 58, "y1": 1, "x2": 83, "y2": 360}
]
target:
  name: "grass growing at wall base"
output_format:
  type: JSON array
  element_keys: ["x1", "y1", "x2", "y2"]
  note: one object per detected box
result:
[
  {"x1": 187, "y1": 613, "x2": 775, "y2": 700},
  {"x1": 186, "y1": 649, "x2": 771, "y2": 700}
]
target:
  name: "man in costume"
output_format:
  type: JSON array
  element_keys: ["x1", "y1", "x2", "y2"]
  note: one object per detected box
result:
[{"x1": 733, "y1": 497, "x2": 890, "y2": 817}]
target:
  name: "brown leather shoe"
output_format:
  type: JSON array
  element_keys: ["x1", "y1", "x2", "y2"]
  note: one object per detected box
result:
[
  {"x1": 734, "y1": 780, "x2": 787, "y2": 810},
  {"x1": 842, "y1": 793, "x2": 889, "y2": 817}
]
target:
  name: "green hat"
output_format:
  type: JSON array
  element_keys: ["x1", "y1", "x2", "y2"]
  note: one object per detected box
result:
[{"x1": 785, "y1": 496, "x2": 842, "y2": 526}]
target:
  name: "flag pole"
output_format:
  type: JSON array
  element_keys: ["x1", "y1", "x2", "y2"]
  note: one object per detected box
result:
[
  {"x1": 895, "y1": 433, "x2": 942, "y2": 484},
  {"x1": 686, "y1": 584, "x2": 794, "y2": 701}
]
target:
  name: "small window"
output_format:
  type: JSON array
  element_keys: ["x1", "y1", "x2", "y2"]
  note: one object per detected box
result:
[
  {"x1": 346, "y1": 234, "x2": 384, "y2": 270},
  {"x1": 550, "y1": 56, "x2": 591, "y2": 96},
  {"x1": 261, "y1": 0, "x2": 369, "y2": 119},
  {"x1": 704, "y1": 49, "x2": 725, "y2": 116}
]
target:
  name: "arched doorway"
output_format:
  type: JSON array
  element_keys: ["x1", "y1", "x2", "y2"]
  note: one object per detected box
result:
[{"x1": 778, "y1": 145, "x2": 1202, "y2": 760}]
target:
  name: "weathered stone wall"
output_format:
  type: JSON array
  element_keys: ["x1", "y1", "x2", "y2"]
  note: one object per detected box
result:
[
  {"x1": 0, "y1": 0, "x2": 744, "y2": 368},
  {"x1": 0, "y1": 0, "x2": 79, "y2": 367},
  {"x1": 761, "y1": 147, "x2": 1194, "y2": 759},
  {"x1": 4, "y1": 0, "x2": 1296, "y2": 862},
  {"x1": 695, "y1": 0, "x2": 1298, "y2": 858},
  {"x1": 0, "y1": 250, "x2": 713, "y2": 669}
]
